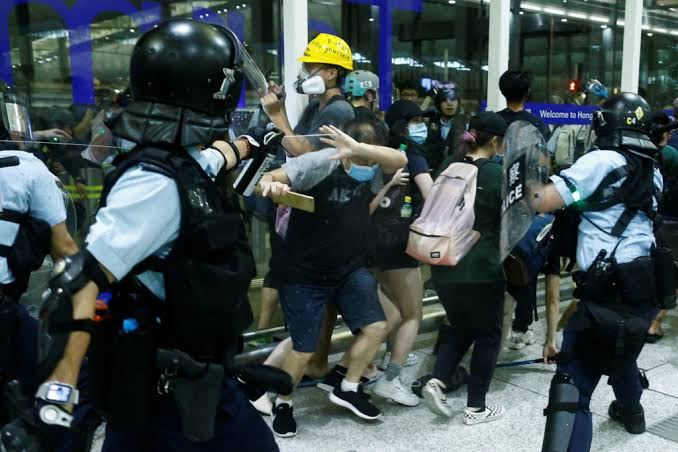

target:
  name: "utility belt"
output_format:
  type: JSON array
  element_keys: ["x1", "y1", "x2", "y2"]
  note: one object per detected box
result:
[
  {"x1": 570, "y1": 248, "x2": 671, "y2": 376},
  {"x1": 573, "y1": 246, "x2": 675, "y2": 309},
  {"x1": 88, "y1": 288, "x2": 292, "y2": 442}
]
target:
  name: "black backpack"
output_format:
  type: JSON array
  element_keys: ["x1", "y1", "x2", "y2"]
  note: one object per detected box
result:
[{"x1": 100, "y1": 147, "x2": 255, "y2": 349}]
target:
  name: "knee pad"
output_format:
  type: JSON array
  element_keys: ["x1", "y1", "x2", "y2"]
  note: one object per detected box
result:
[
  {"x1": 36, "y1": 252, "x2": 101, "y2": 381},
  {"x1": 542, "y1": 373, "x2": 586, "y2": 452}
]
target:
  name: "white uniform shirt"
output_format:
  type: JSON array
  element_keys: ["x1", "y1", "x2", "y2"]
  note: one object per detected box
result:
[
  {"x1": 550, "y1": 149, "x2": 662, "y2": 270},
  {"x1": 0, "y1": 150, "x2": 66, "y2": 284},
  {"x1": 86, "y1": 147, "x2": 225, "y2": 299}
]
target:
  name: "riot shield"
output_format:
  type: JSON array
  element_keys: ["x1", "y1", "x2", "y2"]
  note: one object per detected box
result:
[
  {"x1": 500, "y1": 121, "x2": 549, "y2": 260},
  {"x1": 55, "y1": 177, "x2": 78, "y2": 236}
]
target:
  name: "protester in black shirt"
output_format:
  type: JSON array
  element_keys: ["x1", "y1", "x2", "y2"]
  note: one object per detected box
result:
[
  {"x1": 498, "y1": 70, "x2": 550, "y2": 140},
  {"x1": 257, "y1": 118, "x2": 406, "y2": 437}
]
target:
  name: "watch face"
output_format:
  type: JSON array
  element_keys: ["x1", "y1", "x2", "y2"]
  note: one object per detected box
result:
[{"x1": 46, "y1": 384, "x2": 72, "y2": 403}]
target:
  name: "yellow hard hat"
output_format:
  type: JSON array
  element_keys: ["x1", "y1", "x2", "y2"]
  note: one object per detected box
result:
[{"x1": 298, "y1": 33, "x2": 354, "y2": 71}]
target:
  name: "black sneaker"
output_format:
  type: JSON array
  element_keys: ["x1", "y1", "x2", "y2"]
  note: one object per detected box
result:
[
  {"x1": 272, "y1": 403, "x2": 297, "y2": 438},
  {"x1": 329, "y1": 386, "x2": 382, "y2": 420},
  {"x1": 608, "y1": 400, "x2": 646, "y2": 434},
  {"x1": 317, "y1": 365, "x2": 376, "y2": 392}
]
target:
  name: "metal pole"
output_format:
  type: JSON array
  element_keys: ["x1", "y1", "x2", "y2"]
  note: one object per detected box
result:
[
  {"x1": 283, "y1": 0, "x2": 309, "y2": 127},
  {"x1": 486, "y1": 0, "x2": 510, "y2": 111},
  {"x1": 620, "y1": 0, "x2": 642, "y2": 93}
]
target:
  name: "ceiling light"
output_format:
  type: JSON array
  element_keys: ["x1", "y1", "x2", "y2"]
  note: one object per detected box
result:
[
  {"x1": 567, "y1": 11, "x2": 587, "y2": 19},
  {"x1": 519, "y1": 10, "x2": 525, "y2": 14},
  {"x1": 647, "y1": 32, "x2": 654, "y2": 36},
  {"x1": 448, "y1": 0, "x2": 456, "y2": 4},
  {"x1": 561, "y1": 18, "x2": 568, "y2": 22},
  {"x1": 654, "y1": 27, "x2": 668, "y2": 33},
  {"x1": 601, "y1": 24, "x2": 608, "y2": 29},
  {"x1": 521, "y1": 3, "x2": 542, "y2": 11},
  {"x1": 617, "y1": 20, "x2": 625, "y2": 26},
  {"x1": 129, "y1": 28, "x2": 135, "y2": 32},
  {"x1": 589, "y1": 15, "x2": 609, "y2": 23},
  {"x1": 671, "y1": 30, "x2": 678, "y2": 35},
  {"x1": 544, "y1": 7, "x2": 566, "y2": 15}
]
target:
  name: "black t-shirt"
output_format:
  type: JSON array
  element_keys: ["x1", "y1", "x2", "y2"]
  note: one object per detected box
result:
[
  {"x1": 498, "y1": 108, "x2": 550, "y2": 141},
  {"x1": 281, "y1": 149, "x2": 382, "y2": 285}
]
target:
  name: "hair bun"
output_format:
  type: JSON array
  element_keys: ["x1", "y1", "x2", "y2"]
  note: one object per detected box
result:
[{"x1": 462, "y1": 130, "x2": 477, "y2": 144}]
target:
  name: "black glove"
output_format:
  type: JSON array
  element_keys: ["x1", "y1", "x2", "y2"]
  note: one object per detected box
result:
[{"x1": 233, "y1": 129, "x2": 286, "y2": 197}]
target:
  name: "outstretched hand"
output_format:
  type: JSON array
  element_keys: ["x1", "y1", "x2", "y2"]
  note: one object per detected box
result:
[{"x1": 320, "y1": 125, "x2": 359, "y2": 161}]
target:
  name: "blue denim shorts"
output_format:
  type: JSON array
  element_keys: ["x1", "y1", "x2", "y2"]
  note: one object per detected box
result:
[{"x1": 279, "y1": 268, "x2": 386, "y2": 353}]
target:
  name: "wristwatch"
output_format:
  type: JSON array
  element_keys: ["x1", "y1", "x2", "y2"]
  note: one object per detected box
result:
[{"x1": 35, "y1": 381, "x2": 79, "y2": 405}]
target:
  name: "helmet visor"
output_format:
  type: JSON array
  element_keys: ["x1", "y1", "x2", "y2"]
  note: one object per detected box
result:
[{"x1": 0, "y1": 92, "x2": 33, "y2": 140}]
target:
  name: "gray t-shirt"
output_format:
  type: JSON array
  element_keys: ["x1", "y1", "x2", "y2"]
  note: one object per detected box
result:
[
  {"x1": 293, "y1": 97, "x2": 355, "y2": 149},
  {"x1": 283, "y1": 148, "x2": 383, "y2": 193}
]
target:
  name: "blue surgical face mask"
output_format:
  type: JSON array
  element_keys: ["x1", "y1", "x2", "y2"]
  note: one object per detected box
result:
[
  {"x1": 407, "y1": 122, "x2": 428, "y2": 145},
  {"x1": 346, "y1": 162, "x2": 378, "y2": 182}
]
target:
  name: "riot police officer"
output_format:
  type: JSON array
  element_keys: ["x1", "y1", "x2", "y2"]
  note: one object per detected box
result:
[
  {"x1": 534, "y1": 93, "x2": 662, "y2": 451},
  {"x1": 0, "y1": 85, "x2": 97, "y2": 451},
  {"x1": 1, "y1": 19, "x2": 281, "y2": 451}
]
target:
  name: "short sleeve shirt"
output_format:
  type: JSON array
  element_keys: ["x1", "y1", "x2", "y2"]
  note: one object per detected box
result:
[
  {"x1": 293, "y1": 97, "x2": 356, "y2": 149},
  {"x1": 550, "y1": 149, "x2": 661, "y2": 270},
  {"x1": 86, "y1": 147, "x2": 225, "y2": 299},
  {"x1": 0, "y1": 150, "x2": 67, "y2": 284}
]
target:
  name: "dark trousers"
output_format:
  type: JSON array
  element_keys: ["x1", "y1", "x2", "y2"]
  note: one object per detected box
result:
[
  {"x1": 102, "y1": 378, "x2": 279, "y2": 452},
  {"x1": 432, "y1": 281, "x2": 505, "y2": 407},
  {"x1": 507, "y1": 278, "x2": 538, "y2": 333},
  {"x1": 556, "y1": 305, "x2": 658, "y2": 451}
]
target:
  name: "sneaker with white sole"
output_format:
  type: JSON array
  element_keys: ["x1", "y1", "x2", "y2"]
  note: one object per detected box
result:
[
  {"x1": 422, "y1": 378, "x2": 452, "y2": 417},
  {"x1": 463, "y1": 405, "x2": 505, "y2": 425},
  {"x1": 378, "y1": 352, "x2": 419, "y2": 371},
  {"x1": 272, "y1": 402, "x2": 297, "y2": 437},
  {"x1": 508, "y1": 330, "x2": 536, "y2": 350},
  {"x1": 329, "y1": 386, "x2": 382, "y2": 420},
  {"x1": 372, "y1": 375, "x2": 420, "y2": 407}
]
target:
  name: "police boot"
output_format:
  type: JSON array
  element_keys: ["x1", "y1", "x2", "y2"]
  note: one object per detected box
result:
[{"x1": 608, "y1": 400, "x2": 646, "y2": 434}]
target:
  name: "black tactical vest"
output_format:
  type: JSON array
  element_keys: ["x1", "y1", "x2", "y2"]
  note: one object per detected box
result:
[{"x1": 99, "y1": 147, "x2": 255, "y2": 352}]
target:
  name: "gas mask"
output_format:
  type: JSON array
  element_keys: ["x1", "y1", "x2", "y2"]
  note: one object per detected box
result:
[{"x1": 295, "y1": 68, "x2": 326, "y2": 95}]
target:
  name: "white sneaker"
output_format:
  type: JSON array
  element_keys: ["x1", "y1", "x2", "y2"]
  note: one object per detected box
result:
[
  {"x1": 508, "y1": 330, "x2": 536, "y2": 350},
  {"x1": 463, "y1": 405, "x2": 505, "y2": 425},
  {"x1": 422, "y1": 378, "x2": 452, "y2": 417},
  {"x1": 372, "y1": 375, "x2": 420, "y2": 407},
  {"x1": 378, "y1": 352, "x2": 419, "y2": 370}
]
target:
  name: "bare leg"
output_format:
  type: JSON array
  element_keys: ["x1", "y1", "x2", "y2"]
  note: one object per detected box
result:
[
  {"x1": 263, "y1": 337, "x2": 293, "y2": 368},
  {"x1": 648, "y1": 309, "x2": 668, "y2": 335},
  {"x1": 257, "y1": 287, "x2": 280, "y2": 330},
  {"x1": 375, "y1": 268, "x2": 423, "y2": 365},
  {"x1": 305, "y1": 305, "x2": 337, "y2": 378},
  {"x1": 278, "y1": 350, "x2": 314, "y2": 402},
  {"x1": 345, "y1": 321, "x2": 388, "y2": 383}
]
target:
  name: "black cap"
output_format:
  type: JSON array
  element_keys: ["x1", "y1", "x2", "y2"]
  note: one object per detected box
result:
[
  {"x1": 468, "y1": 111, "x2": 507, "y2": 136},
  {"x1": 385, "y1": 100, "x2": 435, "y2": 129}
]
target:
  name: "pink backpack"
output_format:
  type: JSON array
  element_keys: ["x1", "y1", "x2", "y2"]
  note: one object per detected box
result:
[{"x1": 406, "y1": 160, "x2": 485, "y2": 266}]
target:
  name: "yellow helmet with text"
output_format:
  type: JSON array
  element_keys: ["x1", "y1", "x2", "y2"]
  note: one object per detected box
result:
[{"x1": 298, "y1": 33, "x2": 353, "y2": 70}]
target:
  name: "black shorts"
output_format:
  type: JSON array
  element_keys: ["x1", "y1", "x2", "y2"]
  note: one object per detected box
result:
[
  {"x1": 370, "y1": 246, "x2": 419, "y2": 271},
  {"x1": 264, "y1": 225, "x2": 285, "y2": 290}
]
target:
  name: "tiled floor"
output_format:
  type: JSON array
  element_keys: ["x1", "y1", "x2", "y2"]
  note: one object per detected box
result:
[
  {"x1": 90, "y1": 307, "x2": 678, "y2": 452},
  {"x1": 271, "y1": 307, "x2": 678, "y2": 452}
]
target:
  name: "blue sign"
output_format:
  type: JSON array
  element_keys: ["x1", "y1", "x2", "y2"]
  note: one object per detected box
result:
[{"x1": 481, "y1": 101, "x2": 597, "y2": 126}]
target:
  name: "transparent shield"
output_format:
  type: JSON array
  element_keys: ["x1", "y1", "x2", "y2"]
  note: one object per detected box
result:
[
  {"x1": 500, "y1": 121, "x2": 549, "y2": 260},
  {"x1": 238, "y1": 41, "x2": 269, "y2": 98},
  {"x1": 0, "y1": 92, "x2": 33, "y2": 140},
  {"x1": 55, "y1": 178, "x2": 78, "y2": 237}
]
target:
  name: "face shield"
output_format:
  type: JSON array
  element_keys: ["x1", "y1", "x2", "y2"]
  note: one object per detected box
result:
[
  {"x1": 0, "y1": 91, "x2": 33, "y2": 142},
  {"x1": 213, "y1": 33, "x2": 269, "y2": 102}
]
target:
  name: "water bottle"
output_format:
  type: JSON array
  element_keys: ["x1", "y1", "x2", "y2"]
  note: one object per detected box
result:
[{"x1": 401, "y1": 196, "x2": 413, "y2": 218}]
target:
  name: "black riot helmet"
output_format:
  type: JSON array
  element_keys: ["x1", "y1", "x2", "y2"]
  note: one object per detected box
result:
[
  {"x1": 592, "y1": 92, "x2": 652, "y2": 138},
  {"x1": 111, "y1": 19, "x2": 244, "y2": 148},
  {"x1": 130, "y1": 19, "x2": 242, "y2": 116},
  {"x1": 592, "y1": 92, "x2": 657, "y2": 157}
]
